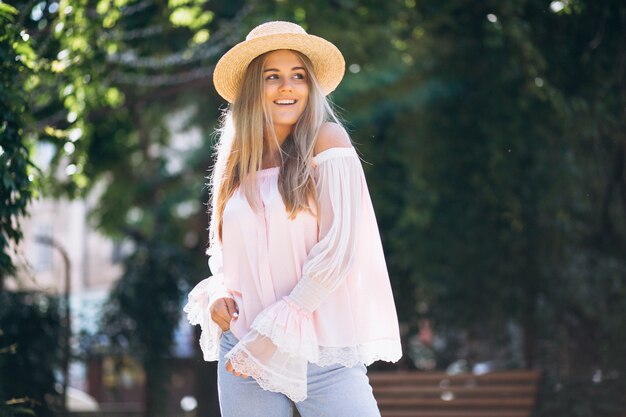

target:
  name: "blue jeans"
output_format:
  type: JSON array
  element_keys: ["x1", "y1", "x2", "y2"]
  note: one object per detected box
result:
[{"x1": 218, "y1": 330, "x2": 381, "y2": 417}]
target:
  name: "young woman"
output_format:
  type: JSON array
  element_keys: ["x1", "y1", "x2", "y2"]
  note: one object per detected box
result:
[{"x1": 185, "y1": 21, "x2": 402, "y2": 417}]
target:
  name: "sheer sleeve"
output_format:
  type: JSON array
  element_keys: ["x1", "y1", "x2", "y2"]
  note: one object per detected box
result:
[
  {"x1": 225, "y1": 147, "x2": 365, "y2": 401},
  {"x1": 288, "y1": 147, "x2": 362, "y2": 312},
  {"x1": 184, "y1": 245, "x2": 234, "y2": 361}
]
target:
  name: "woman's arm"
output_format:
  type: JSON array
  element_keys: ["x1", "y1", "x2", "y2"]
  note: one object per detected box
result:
[
  {"x1": 183, "y1": 245, "x2": 236, "y2": 361},
  {"x1": 206, "y1": 247, "x2": 238, "y2": 331},
  {"x1": 287, "y1": 121, "x2": 358, "y2": 313}
]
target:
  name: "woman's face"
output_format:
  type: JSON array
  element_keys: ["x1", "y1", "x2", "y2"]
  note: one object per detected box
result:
[{"x1": 263, "y1": 49, "x2": 309, "y2": 138}]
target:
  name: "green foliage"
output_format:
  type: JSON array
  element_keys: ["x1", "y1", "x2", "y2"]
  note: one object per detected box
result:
[
  {"x1": 0, "y1": 2, "x2": 34, "y2": 279},
  {"x1": 0, "y1": 292, "x2": 63, "y2": 417},
  {"x1": 341, "y1": 1, "x2": 626, "y2": 415}
]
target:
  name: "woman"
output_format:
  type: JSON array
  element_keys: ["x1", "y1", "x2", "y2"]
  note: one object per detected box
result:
[{"x1": 185, "y1": 21, "x2": 402, "y2": 417}]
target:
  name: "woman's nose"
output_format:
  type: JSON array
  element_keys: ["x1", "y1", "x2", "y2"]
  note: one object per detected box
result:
[{"x1": 279, "y1": 79, "x2": 293, "y2": 92}]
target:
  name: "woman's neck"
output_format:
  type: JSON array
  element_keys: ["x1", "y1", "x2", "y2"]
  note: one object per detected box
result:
[
  {"x1": 262, "y1": 141, "x2": 282, "y2": 168},
  {"x1": 263, "y1": 126, "x2": 292, "y2": 168}
]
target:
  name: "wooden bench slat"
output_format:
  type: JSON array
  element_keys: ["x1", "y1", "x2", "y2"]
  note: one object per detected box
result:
[
  {"x1": 369, "y1": 371, "x2": 541, "y2": 384},
  {"x1": 380, "y1": 411, "x2": 530, "y2": 417},
  {"x1": 369, "y1": 370, "x2": 540, "y2": 417},
  {"x1": 373, "y1": 385, "x2": 537, "y2": 396},
  {"x1": 377, "y1": 397, "x2": 535, "y2": 407}
]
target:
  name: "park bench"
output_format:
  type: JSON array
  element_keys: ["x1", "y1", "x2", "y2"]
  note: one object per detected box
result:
[{"x1": 368, "y1": 369, "x2": 541, "y2": 417}]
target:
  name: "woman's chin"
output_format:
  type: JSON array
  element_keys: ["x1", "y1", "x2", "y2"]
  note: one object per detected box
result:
[{"x1": 272, "y1": 120, "x2": 299, "y2": 132}]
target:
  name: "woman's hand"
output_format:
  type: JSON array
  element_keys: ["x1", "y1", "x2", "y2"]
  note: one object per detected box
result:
[
  {"x1": 211, "y1": 298, "x2": 248, "y2": 377},
  {"x1": 210, "y1": 297, "x2": 238, "y2": 331},
  {"x1": 225, "y1": 360, "x2": 249, "y2": 378}
]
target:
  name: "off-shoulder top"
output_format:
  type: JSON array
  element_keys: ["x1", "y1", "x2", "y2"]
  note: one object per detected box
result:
[{"x1": 184, "y1": 146, "x2": 402, "y2": 402}]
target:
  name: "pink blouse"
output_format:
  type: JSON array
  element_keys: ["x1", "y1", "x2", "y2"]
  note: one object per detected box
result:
[{"x1": 184, "y1": 147, "x2": 402, "y2": 402}]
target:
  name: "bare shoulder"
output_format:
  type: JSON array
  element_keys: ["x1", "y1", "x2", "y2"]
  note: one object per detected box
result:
[{"x1": 314, "y1": 122, "x2": 352, "y2": 155}]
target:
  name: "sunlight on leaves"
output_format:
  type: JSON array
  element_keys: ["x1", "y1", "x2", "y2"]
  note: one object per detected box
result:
[
  {"x1": 192, "y1": 28, "x2": 210, "y2": 44},
  {"x1": 169, "y1": 7, "x2": 213, "y2": 29}
]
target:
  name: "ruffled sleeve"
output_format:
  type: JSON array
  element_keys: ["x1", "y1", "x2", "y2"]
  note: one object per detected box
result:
[
  {"x1": 184, "y1": 246, "x2": 233, "y2": 361},
  {"x1": 225, "y1": 147, "x2": 367, "y2": 402}
]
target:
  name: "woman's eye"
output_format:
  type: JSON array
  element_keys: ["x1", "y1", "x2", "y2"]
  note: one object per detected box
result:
[{"x1": 265, "y1": 73, "x2": 305, "y2": 81}]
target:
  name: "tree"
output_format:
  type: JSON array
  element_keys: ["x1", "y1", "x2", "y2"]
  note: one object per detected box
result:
[
  {"x1": 0, "y1": 2, "x2": 34, "y2": 283},
  {"x1": 336, "y1": 0, "x2": 626, "y2": 414}
]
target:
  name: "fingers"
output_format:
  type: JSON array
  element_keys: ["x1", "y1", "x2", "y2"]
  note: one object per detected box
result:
[
  {"x1": 224, "y1": 298, "x2": 239, "y2": 319},
  {"x1": 210, "y1": 298, "x2": 237, "y2": 331},
  {"x1": 225, "y1": 360, "x2": 249, "y2": 378},
  {"x1": 212, "y1": 300, "x2": 230, "y2": 330}
]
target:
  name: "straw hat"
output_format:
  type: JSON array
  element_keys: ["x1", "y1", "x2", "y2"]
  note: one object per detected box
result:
[{"x1": 213, "y1": 21, "x2": 345, "y2": 103}]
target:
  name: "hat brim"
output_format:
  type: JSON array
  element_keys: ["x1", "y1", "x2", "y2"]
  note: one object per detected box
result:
[{"x1": 213, "y1": 33, "x2": 345, "y2": 103}]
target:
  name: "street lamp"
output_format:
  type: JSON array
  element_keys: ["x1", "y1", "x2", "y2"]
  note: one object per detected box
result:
[{"x1": 36, "y1": 235, "x2": 71, "y2": 413}]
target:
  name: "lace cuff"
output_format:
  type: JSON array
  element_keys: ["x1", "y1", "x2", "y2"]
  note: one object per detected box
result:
[
  {"x1": 183, "y1": 274, "x2": 233, "y2": 361},
  {"x1": 225, "y1": 298, "x2": 318, "y2": 402}
]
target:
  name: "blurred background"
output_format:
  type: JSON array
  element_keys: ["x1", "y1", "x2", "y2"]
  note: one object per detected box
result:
[{"x1": 1, "y1": 0, "x2": 625, "y2": 416}]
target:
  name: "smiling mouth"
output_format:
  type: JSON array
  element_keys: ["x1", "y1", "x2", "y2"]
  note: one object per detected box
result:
[{"x1": 274, "y1": 99, "x2": 297, "y2": 105}]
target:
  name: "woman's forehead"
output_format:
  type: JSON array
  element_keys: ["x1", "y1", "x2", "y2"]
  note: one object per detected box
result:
[{"x1": 263, "y1": 50, "x2": 305, "y2": 68}]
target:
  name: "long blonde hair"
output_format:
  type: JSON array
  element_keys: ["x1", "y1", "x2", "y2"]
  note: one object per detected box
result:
[{"x1": 208, "y1": 50, "x2": 344, "y2": 249}]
